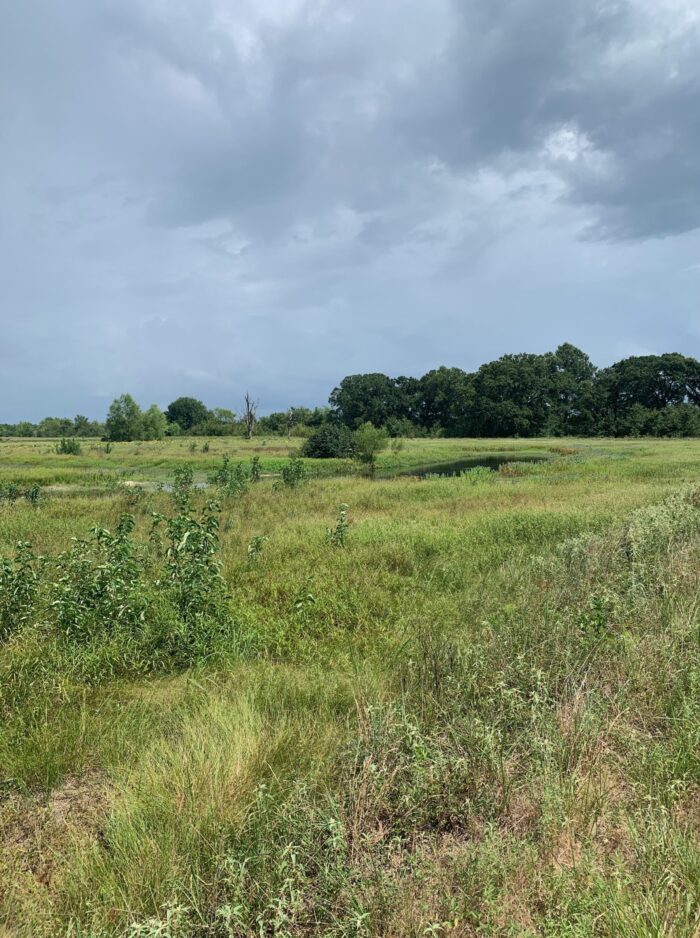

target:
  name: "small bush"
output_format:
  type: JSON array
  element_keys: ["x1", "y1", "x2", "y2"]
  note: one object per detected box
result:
[
  {"x1": 0, "y1": 542, "x2": 40, "y2": 641},
  {"x1": 280, "y1": 457, "x2": 308, "y2": 488},
  {"x1": 55, "y1": 437, "x2": 82, "y2": 455},
  {"x1": 209, "y1": 456, "x2": 249, "y2": 497},
  {"x1": 353, "y1": 422, "x2": 388, "y2": 475},
  {"x1": 302, "y1": 424, "x2": 355, "y2": 459},
  {"x1": 0, "y1": 483, "x2": 20, "y2": 504},
  {"x1": 247, "y1": 534, "x2": 268, "y2": 563}
]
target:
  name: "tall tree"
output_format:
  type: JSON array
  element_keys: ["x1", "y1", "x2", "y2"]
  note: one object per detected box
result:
[
  {"x1": 105, "y1": 394, "x2": 143, "y2": 442},
  {"x1": 470, "y1": 353, "x2": 557, "y2": 437},
  {"x1": 141, "y1": 404, "x2": 168, "y2": 440},
  {"x1": 417, "y1": 367, "x2": 475, "y2": 436},
  {"x1": 597, "y1": 353, "x2": 700, "y2": 419},
  {"x1": 550, "y1": 343, "x2": 598, "y2": 434},
  {"x1": 165, "y1": 397, "x2": 209, "y2": 432},
  {"x1": 330, "y1": 373, "x2": 407, "y2": 428}
]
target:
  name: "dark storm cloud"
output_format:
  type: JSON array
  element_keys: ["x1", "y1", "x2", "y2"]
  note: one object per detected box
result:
[{"x1": 1, "y1": 0, "x2": 699, "y2": 420}]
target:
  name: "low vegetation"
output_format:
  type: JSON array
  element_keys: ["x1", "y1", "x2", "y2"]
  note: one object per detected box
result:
[{"x1": 0, "y1": 436, "x2": 698, "y2": 935}]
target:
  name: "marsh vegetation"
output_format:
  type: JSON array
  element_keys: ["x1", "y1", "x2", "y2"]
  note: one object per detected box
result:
[{"x1": 0, "y1": 436, "x2": 699, "y2": 936}]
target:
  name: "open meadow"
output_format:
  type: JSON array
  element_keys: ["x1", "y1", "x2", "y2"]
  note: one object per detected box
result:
[{"x1": 0, "y1": 436, "x2": 699, "y2": 936}]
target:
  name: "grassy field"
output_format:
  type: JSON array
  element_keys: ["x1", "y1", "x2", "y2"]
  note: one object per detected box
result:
[{"x1": 0, "y1": 437, "x2": 699, "y2": 936}]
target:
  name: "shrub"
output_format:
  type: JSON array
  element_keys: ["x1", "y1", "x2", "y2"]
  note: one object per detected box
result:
[
  {"x1": 209, "y1": 456, "x2": 249, "y2": 498},
  {"x1": 55, "y1": 437, "x2": 82, "y2": 455},
  {"x1": 302, "y1": 424, "x2": 355, "y2": 459},
  {"x1": 0, "y1": 483, "x2": 19, "y2": 504},
  {"x1": 0, "y1": 542, "x2": 40, "y2": 641},
  {"x1": 151, "y1": 500, "x2": 228, "y2": 628},
  {"x1": 280, "y1": 457, "x2": 308, "y2": 487},
  {"x1": 353, "y1": 422, "x2": 388, "y2": 475},
  {"x1": 50, "y1": 514, "x2": 147, "y2": 642},
  {"x1": 247, "y1": 534, "x2": 268, "y2": 563}
]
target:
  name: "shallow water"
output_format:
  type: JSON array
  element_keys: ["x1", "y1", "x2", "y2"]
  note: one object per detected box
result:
[{"x1": 398, "y1": 453, "x2": 548, "y2": 478}]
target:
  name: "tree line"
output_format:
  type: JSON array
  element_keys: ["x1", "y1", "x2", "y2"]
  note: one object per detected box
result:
[
  {"x1": 328, "y1": 345, "x2": 700, "y2": 438},
  {"x1": 2, "y1": 344, "x2": 699, "y2": 442}
]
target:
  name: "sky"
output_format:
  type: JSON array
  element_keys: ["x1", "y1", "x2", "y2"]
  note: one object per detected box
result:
[{"x1": 2, "y1": 0, "x2": 700, "y2": 421}]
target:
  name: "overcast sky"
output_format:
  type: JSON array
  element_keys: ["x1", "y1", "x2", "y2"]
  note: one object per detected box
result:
[{"x1": 2, "y1": 0, "x2": 700, "y2": 420}]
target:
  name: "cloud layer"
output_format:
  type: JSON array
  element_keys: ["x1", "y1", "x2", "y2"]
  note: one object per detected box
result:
[{"x1": 2, "y1": 0, "x2": 700, "y2": 419}]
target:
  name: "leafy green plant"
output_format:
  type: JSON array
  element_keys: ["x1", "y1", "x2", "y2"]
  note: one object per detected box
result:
[
  {"x1": 353, "y1": 422, "x2": 388, "y2": 476},
  {"x1": 302, "y1": 424, "x2": 355, "y2": 458},
  {"x1": 152, "y1": 500, "x2": 228, "y2": 628},
  {"x1": 293, "y1": 576, "x2": 316, "y2": 615},
  {"x1": 280, "y1": 456, "x2": 308, "y2": 488},
  {"x1": 0, "y1": 541, "x2": 41, "y2": 641},
  {"x1": 55, "y1": 437, "x2": 82, "y2": 455},
  {"x1": 327, "y1": 503, "x2": 350, "y2": 547},
  {"x1": 50, "y1": 514, "x2": 147, "y2": 643},
  {"x1": 0, "y1": 483, "x2": 19, "y2": 504},
  {"x1": 209, "y1": 455, "x2": 249, "y2": 497},
  {"x1": 171, "y1": 465, "x2": 195, "y2": 511},
  {"x1": 247, "y1": 534, "x2": 268, "y2": 563},
  {"x1": 25, "y1": 483, "x2": 41, "y2": 506},
  {"x1": 250, "y1": 455, "x2": 262, "y2": 483}
]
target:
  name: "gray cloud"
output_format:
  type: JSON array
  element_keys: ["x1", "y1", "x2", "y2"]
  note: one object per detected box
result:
[{"x1": 1, "y1": 0, "x2": 699, "y2": 420}]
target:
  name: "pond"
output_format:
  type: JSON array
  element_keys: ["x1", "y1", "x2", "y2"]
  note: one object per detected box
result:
[{"x1": 396, "y1": 453, "x2": 549, "y2": 478}]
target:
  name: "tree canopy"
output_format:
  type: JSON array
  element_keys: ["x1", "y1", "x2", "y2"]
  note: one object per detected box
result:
[
  {"x1": 2, "y1": 345, "x2": 699, "y2": 442},
  {"x1": 165, "y1": 397, "x2": 209, "y2": 431}
]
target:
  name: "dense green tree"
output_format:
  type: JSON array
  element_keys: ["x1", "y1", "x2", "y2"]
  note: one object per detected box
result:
[
  {"x1": 549, "y1": 344, "x2": 598, "y2": 434},
  {"x1": 597, "y1": 353, "x2": 700, "y2": 422},
  {"x1": 141, "y1": 404, "x2": 167, "y2": 440},
  {"x1": 656, "y1": 402, "x2": 700, "y2": 436},
  {"x1": 417, "y1": 367, "x2": 475, "y2": 436},
  {"x1": 302, "y1": 423, "x2": 355, "y2": 458},
  {"x1": 193, "y1": 408, "x2": 239, "y2": 436},
  {"x1": 165, "y1": 397, "x2": 209, "y2": 431},
  {"x1": 105, "y1": 394, "x2": 143, "y2": 442},
  {"x1": 330, "y1": 374, "x2": 408, "y2": 428},
  {"x1": 470, "y1": 353, "x2": 557, "y2": 436},
  {"x1": 37, "y1": 416, "x2": 74, "y2": 437}
]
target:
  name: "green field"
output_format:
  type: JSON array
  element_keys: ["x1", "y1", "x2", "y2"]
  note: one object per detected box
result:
[{"x1": 1, "y1": 437, "x2": 699, "y2": 936}]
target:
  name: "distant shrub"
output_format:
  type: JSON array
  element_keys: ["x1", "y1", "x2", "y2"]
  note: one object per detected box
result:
[
  {"x1": 55, "y1": 437, "x2": 82, "y2": 455},
  {"x1": 25, "y1": 484, "x2": 41, "y2": 506},
  {"x1": 250, "y1": 456, "x2": 262, "y2": 483},
  {"x1": 280, "y1": 457, "x2": 308, "y2": 488},
  {"x1": 302, "y1": 424, "x2": 355, "y2": 459},
  {"x1": 209, "y1": 456, "x2": 249, "y2": 498},
  {"x1": 353, "y1": 422, "x2": 388, "y2": 475},
  {"x1": 0, "y1": 483, "x2": 19, "y2": 504}
]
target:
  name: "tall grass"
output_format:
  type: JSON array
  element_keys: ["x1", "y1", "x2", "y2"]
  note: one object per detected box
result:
[{"x1": 1, "y1": 438, "x2": 699, "y2": 935}]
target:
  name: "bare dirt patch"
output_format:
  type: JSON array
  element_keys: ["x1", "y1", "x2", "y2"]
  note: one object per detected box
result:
[{"x1": 0, "y1": 772, "x2": 110, "y2": 892}]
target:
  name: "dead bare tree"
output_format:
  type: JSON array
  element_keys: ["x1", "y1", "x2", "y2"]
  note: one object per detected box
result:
[
  {"x1": 286, "y1": 408, "x2": 295, "y2": 440},
  {"x1": 243, "y1": 392, "x2": 258, "y2": 440}
]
